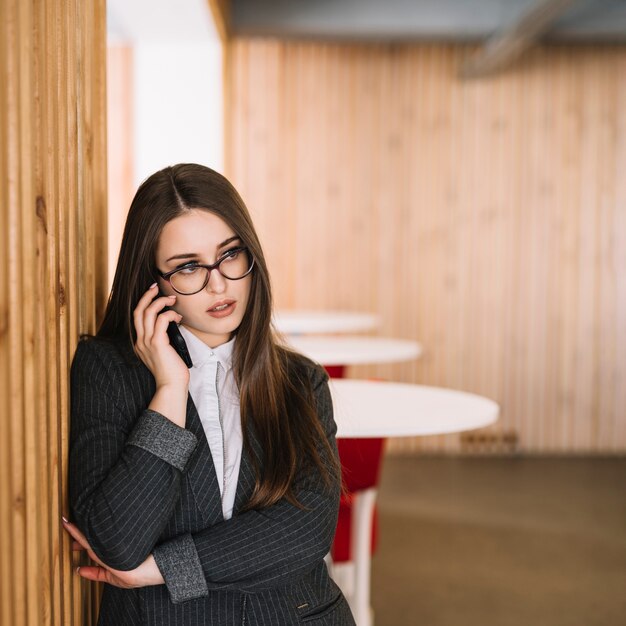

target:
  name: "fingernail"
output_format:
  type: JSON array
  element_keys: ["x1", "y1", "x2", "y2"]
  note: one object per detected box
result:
[
  {"x1": 168, "y1": 295, "x2": 176, "y2": 299},
  {"x1": 62, "y1": 516, "x2": 69, "y2": 524},
  {"x1": 149, "y1": 282, "x2": 157, "y2": 289},
  {"x1": 76, "y1": 567, "x2": 81, "y2": 574}
]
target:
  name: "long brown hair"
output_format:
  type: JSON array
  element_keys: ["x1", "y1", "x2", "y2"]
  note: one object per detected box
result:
[{"x1": 98, "y1": 163, "x2": 339, "y2": 509}]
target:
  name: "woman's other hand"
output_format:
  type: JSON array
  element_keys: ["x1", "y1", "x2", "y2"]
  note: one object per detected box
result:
[{"x1": 63, "y1": 518, "x2": 165, "y2": 588}]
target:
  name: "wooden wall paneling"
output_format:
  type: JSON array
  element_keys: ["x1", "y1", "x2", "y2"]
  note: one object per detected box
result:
[
  {"x1": 595, "y1": 48, "x2": 620, "y2": 450},
  {"x1": 276, "y1": 42, "x2": 299, "y2": 310},
  {"x1": 609, "y1": 47, "x2": 626, "y2": 452},
  {"x1": 429, "y1": 46, "x2": 455, "y2": 406},
  {"x1": 532, "y1": 47, "x2": 551, "y2": 451},
  {"x1": 0, "y1": 0, "x2": 11, "y2": 615},
  {"x1": 81, "y1": 1, "x2": 107, "y2": 621},
  {"x1": 257, "y1": 41, "x2": 295, "y2": 308},
  {"x1": 552, "y1": 47, "x2": 579, "y2": 452},
  {"x1": 293, "y1": 43, "x2": 326, "y2": 308},
  {"x1": 612, "y1": 52, "x2": 626, "y2": 451},
  {"x1": 12, "y1": 1, "x2": 31, "y2": 620},
  {"x1": 523, "y1": 48, "x2": 545, "y2": 451},
  {"x1": 0, "y1": 0, "x2": 107, "y2": 622},
  {"x1": 67, "y1": 1, "x2": 83, "y2": 620},
  {"x1": 572, "y1": 49, "x2": 600, "y2": 451},
  {"x1": 206, "y1": 0, "x2": 230, "y2": 44},
  {"x1": 411, "y1": 46, "x2": 442, "y2": 454},
  {"x1": 227, "y1": 40, "x2": 626, "y2": 454},
  {"x1": 32, "y1": 0, "x2": 49, "y2": 619},
  {"x1": 481, "y1": 56, "x2": 509, "y2": 447},
  {"x1": 46, "y1": 0, "x2": 65, "y2": 622},
  {"x1": 290, "y1": 44, "x2": 321, "y2": 306}
]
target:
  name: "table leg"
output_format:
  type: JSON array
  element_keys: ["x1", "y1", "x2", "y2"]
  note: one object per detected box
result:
[{"x1": 350, "y1": 488, "x2": 377, "y2": 626}]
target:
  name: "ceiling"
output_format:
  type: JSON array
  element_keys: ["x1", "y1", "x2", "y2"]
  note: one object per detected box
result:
[{"x1": 229, "y1": 0, "x2": 626, "y2": 42}]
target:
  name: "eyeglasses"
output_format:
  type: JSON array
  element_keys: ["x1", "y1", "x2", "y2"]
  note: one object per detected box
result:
[{"x1": 156, "y1": 246, "x2": 255, "y2": 295}]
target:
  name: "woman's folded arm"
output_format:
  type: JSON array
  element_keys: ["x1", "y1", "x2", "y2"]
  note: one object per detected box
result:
[
  {"x1": 69, "y1": 339, "x2": 197, "y2": 571},
  {"x1": 153, "y1": 372, "x2": 340, "y2": 603}
]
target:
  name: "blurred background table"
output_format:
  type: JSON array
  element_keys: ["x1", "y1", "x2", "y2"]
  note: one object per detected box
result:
[
  {"x1": 330, "y1": 379, "x2": 499, "y2": 438},
  {"x1": 273, "y1": 309, "x2": 380, "y2": 334},
  {"x1": 286, "y1": 335, "x2": 422, "y2": 367}
]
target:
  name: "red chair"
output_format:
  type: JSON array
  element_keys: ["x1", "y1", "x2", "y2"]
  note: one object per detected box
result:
[{"x1": 332, "y1": 438, "x2": 385, "y2": 561}]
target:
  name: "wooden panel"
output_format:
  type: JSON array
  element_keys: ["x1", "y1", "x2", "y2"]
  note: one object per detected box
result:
[
  {"x1": 107, "y1": 44, "x2": 134, "y2": 291},
  {"x1": 206, "y1": 0, "x2": 230, "y2": 43},
  {"x1": 0, "y1": 0, "x2": 107, "y2": 623},
  {"x1": 226, "y1": 39, "x2": 626, "y2": 454}
]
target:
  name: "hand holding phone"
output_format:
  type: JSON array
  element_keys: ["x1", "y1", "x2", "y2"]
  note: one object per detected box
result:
[
  {"x1": 133, "y1": 285, "x2": 193, "y2": 391},
  {"x1": 161, "y1": 299, "x2": 193, "y2": 368},
  {"x1": 133, "y1": 285, "x2": 192, "y2": 427},
  {"x1": 153, "y1": 288, "x2": 192, "y2": 368}
]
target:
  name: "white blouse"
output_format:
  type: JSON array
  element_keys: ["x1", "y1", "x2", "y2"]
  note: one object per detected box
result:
[{"x1": 178, "y1": 325, "x2": 243, "y2": 520}]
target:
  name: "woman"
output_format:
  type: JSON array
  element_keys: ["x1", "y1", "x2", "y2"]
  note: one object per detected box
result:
[{"x1": 64, "y1": 164, "x2": 355, "y2": 626}]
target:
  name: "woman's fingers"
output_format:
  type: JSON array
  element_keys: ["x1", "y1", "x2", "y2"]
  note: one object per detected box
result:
[
  {"x1": 76, "y1": 565, "x2": 107, "y2": 582},
  {"x1": 141, "y1": 294, "x2": 177, "y2": 344},
  {"x1": 131, "y1": 285, "x2": 190, "y2": 387},
  {"x1": 152, "y1": 307, "x2": 183, "y2": 341},
  {"x1": 62, "y1": 518, "x2": 88, "y2": 547},
  {"x1": 133, "y1": 283, "x2": 159, "y2": 343},
  {"x1": 76, "y1": 566, "x2": 123, "y2": 586},
  {"x1": 63, "y1": 519, "x2": 138, "y2": 589},
  {"x1": 62, "y1": 519, "x2": 105, "y2": 567}
]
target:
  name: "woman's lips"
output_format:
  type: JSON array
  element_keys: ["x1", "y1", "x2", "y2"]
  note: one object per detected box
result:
[{"x1": 206, "y1": 300, "x2": 236, "y2": 318}]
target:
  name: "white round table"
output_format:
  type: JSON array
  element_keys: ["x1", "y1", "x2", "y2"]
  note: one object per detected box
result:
[
  {"x1": 273, "y1": 310, "x2": 380, "y2": 335},
  {"x1": 286, "y1": 336, "x2": 422, "y2": 366},
  {"x1": 327, "y1": 379, "x2": 499, "y2": 626},
  {"x1": 329, "y1": 379, "x2": 499, "y2": 438}
]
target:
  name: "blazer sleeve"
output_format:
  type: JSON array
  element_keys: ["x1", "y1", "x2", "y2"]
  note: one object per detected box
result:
[
  {"x1": 69, "y1": 339, "x2": 198, "y2": 571},
  {"x1": 152, "y1": 366, "x2": 341, "y2": 604}
]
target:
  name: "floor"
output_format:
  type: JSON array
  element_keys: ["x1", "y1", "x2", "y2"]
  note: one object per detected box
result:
[{"x1": 369, "y1": 456, "x2": 626, "y2": 626}]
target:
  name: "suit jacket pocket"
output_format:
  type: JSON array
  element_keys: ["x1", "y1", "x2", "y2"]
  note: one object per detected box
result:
[{"x1": 300, "y1": 591, "x2": 353, "y2": 624}]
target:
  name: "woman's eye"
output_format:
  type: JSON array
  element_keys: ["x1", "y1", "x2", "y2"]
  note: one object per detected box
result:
[
  {"x1": 178, "y1": 264, "x2": 200, "y2": 274},
  {"x1": 221, "y1": 248, "x2": 241, "y2": 262}
]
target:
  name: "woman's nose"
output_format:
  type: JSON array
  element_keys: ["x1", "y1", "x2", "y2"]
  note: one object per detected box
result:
[{"x1": 206, "y1": 269, "x2": 227, "y2": 294}]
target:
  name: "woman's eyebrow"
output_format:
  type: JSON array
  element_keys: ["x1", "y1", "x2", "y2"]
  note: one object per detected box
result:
[
  {"x1": 218, "y1": 235, "x2": 241, "y2": 249},
  {"x1": 165, "y1": 236, "x2": 241, "y2": 263},
  {"x1": 165, "y1": 253, "x2": 200, "y2": 263}
]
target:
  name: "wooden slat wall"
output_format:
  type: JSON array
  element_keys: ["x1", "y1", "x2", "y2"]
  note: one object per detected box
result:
[
  {"x1": 226, "y1": 40, "x2": 626, "y2": 454},
  {"x1": 107, "y1": 44, "x2": 134, "y2": 291},
  {"x1": 0, "y1": 0, "x2": 107, "y2": 624}
]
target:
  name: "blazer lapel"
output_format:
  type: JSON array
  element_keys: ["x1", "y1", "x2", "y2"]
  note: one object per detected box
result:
[{"x1": 183, "y1": 393, "x2": 225, "y2": 525}]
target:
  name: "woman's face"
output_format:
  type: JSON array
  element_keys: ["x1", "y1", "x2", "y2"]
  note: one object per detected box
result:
[{"x1": 155, "y1": 209, "x2": 252, "y2": 348}]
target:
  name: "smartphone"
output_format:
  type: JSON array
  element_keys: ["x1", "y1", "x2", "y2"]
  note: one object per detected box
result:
[{"x1": 158, "y1": 290, "x2": 193, "y2": 368}]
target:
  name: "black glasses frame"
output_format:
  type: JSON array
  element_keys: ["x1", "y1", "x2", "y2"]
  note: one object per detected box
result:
[{"x1": 156, "y1": 246, "x2": 255, "y2": 295}]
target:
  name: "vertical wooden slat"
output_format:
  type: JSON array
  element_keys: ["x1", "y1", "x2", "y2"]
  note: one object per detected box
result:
[
  {"x1": 11, "y1": 0, "x2": 29, "y2": 620},
  {"x1": 612, "y1": 52, "x2": 626, "y2": 452},
  {"x1": 0, "y1": 0, "x2": 11, "y2": 613},
  {"x1": 227, "y1": 39, "x2": 626, "y2": 454}
]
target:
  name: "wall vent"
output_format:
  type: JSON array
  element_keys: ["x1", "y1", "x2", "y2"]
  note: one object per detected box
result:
[{"x1": 460, "y1": 430, "x2": 519, "y2": 454}]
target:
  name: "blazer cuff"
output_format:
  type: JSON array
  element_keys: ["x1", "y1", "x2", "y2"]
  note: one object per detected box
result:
[
  {"x1": 127, "y1": 409, "x2": 197, "y2": 472},
  {"x1": 153, "y1": 534, "x2": 209, "y2": 604}
]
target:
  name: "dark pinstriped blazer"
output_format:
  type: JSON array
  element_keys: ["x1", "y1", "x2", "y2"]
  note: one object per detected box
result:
[{"x1": 69, "y1": 336, "x2": 355, "y2": 626}]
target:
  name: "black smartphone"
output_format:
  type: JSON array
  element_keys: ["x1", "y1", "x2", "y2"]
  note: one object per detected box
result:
[{"x1": 158, "y1": 290, "x2": 193, "y2": 368}]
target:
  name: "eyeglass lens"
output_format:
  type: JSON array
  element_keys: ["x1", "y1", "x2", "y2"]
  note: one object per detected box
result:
[{"x1": 169, "y1": 249, "x2": 252, "y2": 294}]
